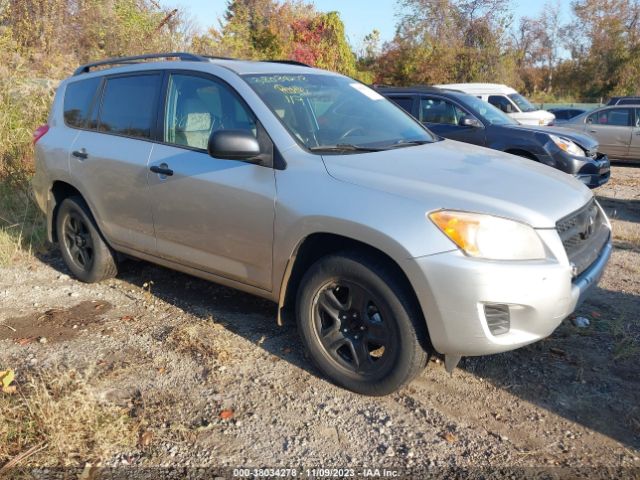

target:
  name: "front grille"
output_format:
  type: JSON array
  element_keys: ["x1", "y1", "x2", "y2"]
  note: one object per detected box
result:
[{"x1": 557, "y1": 199, "x2": 609, "y2": 277}]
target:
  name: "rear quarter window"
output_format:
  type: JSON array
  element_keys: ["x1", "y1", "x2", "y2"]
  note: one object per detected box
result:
[
  {"x1": 63, "y1": 78, "x2": 101, "y2": 128},
  {"x1": 97, "y1": 74, "x2": 162, "y2": 140}
]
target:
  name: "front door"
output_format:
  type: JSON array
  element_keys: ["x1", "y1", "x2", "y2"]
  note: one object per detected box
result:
[
  {"x1": 147, "y1": 72, "x2": 276, "y2": 291},
  {"x1": 585, "y1": 108, "x2": 633, "y2": 159},
  {"x1": 419, "y1": 96, "x2": 486, "y2": 146}
]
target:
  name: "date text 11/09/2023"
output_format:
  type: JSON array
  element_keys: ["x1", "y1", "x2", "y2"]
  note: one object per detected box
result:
[{"x1": 232, "y1": 468, "x2": 401, "y2": 478}]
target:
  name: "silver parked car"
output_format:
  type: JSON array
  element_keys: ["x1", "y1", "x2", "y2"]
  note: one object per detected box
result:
[
  {"x1": 561, "y1": 105, "x2": 640, "y2": 161},
  {"x1": 33, "y1": 53, "x2": 612, "y2": 395}
]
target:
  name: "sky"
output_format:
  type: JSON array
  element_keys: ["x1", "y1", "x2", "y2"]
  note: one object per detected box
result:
[{"x1": 166, "y1": 0, "x2": 572, "y2": 48}]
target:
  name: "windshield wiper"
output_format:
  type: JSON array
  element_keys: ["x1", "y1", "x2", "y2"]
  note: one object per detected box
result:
[
  {"x1": 384, "y1": 140, "x2": 431, "y2": 149},
  {"x1": 309, "y1": 143, "x2": 384, "y2": 153}
]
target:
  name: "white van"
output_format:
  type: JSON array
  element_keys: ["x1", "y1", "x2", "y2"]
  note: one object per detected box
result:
[{"x1": 434, "y1": 83, "x2": 555, "y2": 126}]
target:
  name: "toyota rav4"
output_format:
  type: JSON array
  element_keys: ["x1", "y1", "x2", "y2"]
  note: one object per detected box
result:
[{"x1": 32, "y1": 53, "x2": 612, "y2": 395}]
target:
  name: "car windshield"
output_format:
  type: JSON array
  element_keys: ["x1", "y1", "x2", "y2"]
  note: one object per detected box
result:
[
  {"x1": 507, "y1": 93, "x2": 537, "y2": 113},
  {"x1": 243, "y1": 73, "x2": 436, "y2": 151},
  {"x1": 462, "y1": 94, "x2": 519, "y2": 125}
]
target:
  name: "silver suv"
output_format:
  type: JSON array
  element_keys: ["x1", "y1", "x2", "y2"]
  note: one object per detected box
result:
[{"x1": 33, "y1": 53, "x2": 612, "y2": 395}]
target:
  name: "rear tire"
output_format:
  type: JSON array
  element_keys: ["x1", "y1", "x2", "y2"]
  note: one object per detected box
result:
[
  {"x1": 56, "y1": 196, "x2": 118, "y2": 283},
  {"x1": 296, "y1": 252, "x2": 429, "y2": 396}
]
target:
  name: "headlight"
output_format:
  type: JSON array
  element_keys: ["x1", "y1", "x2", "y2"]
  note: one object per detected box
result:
[
  {"x1": 428, "y1": 210, "x2": 547, "y2": 260},
  {"x1": 549, "y1": 134, "x2": 585, "y2": 157}
]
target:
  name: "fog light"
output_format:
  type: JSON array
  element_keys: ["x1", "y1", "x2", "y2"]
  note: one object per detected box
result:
[{"x1": 484, "y1": 304, "x2": 510, "y2": 335}]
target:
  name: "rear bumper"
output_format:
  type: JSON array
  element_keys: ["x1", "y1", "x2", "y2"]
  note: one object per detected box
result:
[{"x1": 404, "y1": 237, "x2": 611, "y2": 357}]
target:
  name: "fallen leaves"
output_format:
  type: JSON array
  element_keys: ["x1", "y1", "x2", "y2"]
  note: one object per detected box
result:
[
  {"x1": 120, "y1": 315, "x2": 135, "y2": 322},
  {"x1": 0, "y1": 369, "x2": 17, "y2": 394},
  {"x1": 138, "y1": 430, "x2": 154, "y2": 448},
  {"x1": 219, "y1": 409, "x2": 234, "y2": 420},
  {"x1": 15, "y1": 337, "x2": 37, "y2": 346},
  {"x1": 441, "y1": 431, "x2": 457, "y2": 443}
]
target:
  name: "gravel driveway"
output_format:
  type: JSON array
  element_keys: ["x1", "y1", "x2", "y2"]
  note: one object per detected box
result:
[{"x1": 1, "y1": 166, "x2": 639, "y2": 478}]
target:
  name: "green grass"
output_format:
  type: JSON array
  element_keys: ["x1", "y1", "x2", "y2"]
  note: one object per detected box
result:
[{"x1": 610, "y1": 313, "x2": 640, "y2": 362}]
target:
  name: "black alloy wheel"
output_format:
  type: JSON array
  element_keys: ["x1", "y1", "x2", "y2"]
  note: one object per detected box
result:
[{"x1": 313, "y1": 280, "x2": 395, "y2": 376}]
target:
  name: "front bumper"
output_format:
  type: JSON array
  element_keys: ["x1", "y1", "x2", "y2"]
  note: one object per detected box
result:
[
  {"x1": 543, "y1": 149, "x2": 611, "y2": 188},
  {"x1": 404, "y1": 237, "x2": 612, "y2": 357},
  {"x1": 574, "y1": 154, "x2": 611, "y2": 188}
]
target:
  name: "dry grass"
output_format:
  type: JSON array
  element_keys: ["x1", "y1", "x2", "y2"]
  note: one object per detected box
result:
[
  {"x1": 609, "y1": 313, "x2": 640, "y2": 361},
  {"x1": 0, "y1": 183, "x2": 47, "y2": 266},
  {"x1": 0, "y1": 369, "x2": 137, "y2": 469},
  {"x1": 611, "y1": 219, "x2": 640, "y2": 254},
  {"x1": 168, "y1": 323, "x2": 231, "y2": 363}
]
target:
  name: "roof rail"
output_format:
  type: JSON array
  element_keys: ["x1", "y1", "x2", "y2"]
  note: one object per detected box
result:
[
  {"x1": 265, "y1": 59, "x2": 311, "y2": 67},
  {"x1": 73, "y1": 52, "x2": 206, "y2": 76}
]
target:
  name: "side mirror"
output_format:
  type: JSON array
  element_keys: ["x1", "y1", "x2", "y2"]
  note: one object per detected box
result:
[
  {"x1": 459, "y1": 115, "x2": 483, "y2": 128},
  {"x1": 208, "y1": 130, "x2": 261, "y2": 161},
  {"x1": 500, "y1": 104, "x2": 512, "y2": 114}
]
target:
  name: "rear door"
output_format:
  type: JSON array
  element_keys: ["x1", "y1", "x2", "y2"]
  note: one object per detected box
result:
[
  {"x1": 585, "y1": 108, "x2": 633, "y2": 159},
  {"x1": 147, "y1": 72, "x2": 276, "y2": 291},
  {"x1": 69, "y1": 72, "x2": 162, "y2": 253},
  {"x1": 419, "y1": 95, "x2": 485, "y2": 146}
]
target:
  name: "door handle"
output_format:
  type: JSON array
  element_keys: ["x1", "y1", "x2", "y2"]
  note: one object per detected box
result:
[
  {"x1": 588, "y1": 130, "x2": 597, "y2": 133},
  {"x1": 150, "y1": 164, "x2": 174, "y2": 176},
  {"x1": 72, "y1": 149, "x2": 88, "y2": 160}
]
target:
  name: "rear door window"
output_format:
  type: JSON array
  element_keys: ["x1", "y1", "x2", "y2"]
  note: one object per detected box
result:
[
  {"x1": 63, "y1": 77, "x2": 101, "y2": 128},
  {"x1": 588, "y1": 108, "x2": 632, "y2": 126},
  {"x1": 97, "y1": 74, "x2": 162, "y2": 140}
]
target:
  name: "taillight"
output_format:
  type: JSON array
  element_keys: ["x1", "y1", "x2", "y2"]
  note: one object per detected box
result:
[{"x1": 33, "y1": 124, "x2": 49, "y2": 144}]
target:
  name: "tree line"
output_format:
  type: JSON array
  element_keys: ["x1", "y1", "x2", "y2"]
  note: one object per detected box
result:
[{"x1": 1, "y1": 0, "x2": 639, "y2": 100}]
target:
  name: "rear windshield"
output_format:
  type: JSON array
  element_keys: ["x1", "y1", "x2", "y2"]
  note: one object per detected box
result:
[{"x1": 63, "y1": 78, "x2": 101, "y2": 128}]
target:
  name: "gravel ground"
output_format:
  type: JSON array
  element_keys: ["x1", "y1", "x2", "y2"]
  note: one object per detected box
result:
[{"x1": 1, "y1": 166, "x2": 639, "y2": 478}]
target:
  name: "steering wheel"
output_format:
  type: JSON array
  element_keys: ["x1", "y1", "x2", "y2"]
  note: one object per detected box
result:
[{"x1": 338, "y1": 126, "x2": 366, "y2": 141}]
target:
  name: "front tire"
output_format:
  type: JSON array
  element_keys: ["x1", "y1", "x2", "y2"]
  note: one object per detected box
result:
[
  {"x1": 56, "y1": 196, "x2": 118, "y2": 283},
  {"x1": 296, "y1": 252, "x2": 429, "y2": 395}
]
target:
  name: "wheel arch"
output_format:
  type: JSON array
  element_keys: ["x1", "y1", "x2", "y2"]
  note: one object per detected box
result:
[
  {"x1": 276, "y1": 232, "x2": 431, "y2": 347},
  {"x1": 48, "y1": 180, "x2": 84, "y2": 243}
]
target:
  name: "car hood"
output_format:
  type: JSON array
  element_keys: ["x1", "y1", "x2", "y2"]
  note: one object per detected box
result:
[
  {"x1": 322, "y1": 139, "x2": 592, "y2": 229},
  {"x1": 505, "y1": 124, "x2": 598, "y2": 151},
  {"x1": 510, "y1": 110, "x2": 555, "y2": 124}
]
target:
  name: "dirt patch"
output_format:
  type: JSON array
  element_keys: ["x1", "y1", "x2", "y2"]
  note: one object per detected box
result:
[{"x1": 0, "y1": 300, "x2": 112, "y2": 344}]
